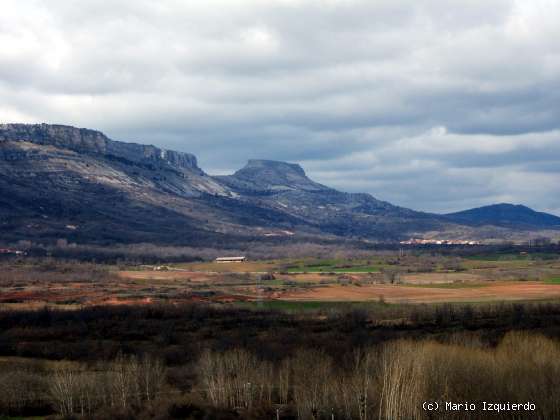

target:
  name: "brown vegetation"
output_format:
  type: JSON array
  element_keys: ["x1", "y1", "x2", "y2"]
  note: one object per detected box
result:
[{"x1": 1, "y1": 301, "x2": 560, "y2": 418}]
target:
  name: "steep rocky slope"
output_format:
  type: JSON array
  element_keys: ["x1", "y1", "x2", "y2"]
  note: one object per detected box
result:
[{"x1": 0, "y1": 123, "x2": 229, "y2": 198}]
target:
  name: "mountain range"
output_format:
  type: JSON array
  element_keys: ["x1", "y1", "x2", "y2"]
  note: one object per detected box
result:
[{"x1": 1, "y1": 123, "x2": 559, "y2": 246}]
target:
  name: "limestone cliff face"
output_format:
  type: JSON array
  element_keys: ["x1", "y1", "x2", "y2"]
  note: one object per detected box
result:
[
  {"x1": 0, "y1": 123, "x2": 234, "y2": 204},
  {"x1": 0, "y1": 124, "x2": 314, "y2": 245},
  {"x1": 0, "y1": 123, "x2": 201, "y2": 173}
]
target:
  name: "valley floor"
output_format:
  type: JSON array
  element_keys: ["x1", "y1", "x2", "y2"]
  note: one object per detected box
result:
[{"x1": 2, "y1": 251, "x2": 560, "y2": 309}]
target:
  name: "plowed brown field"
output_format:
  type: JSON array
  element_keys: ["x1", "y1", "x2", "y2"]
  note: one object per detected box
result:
[{"x1": 279, "y1": 282, "x2": 560, "y2": 303}]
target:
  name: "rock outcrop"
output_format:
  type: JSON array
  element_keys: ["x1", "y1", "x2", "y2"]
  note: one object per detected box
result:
[
  {"x1": 218, "y1": 159, "x2": 330, "y2": 192},
  {"x1": 0, "y1": 123, "x2": 201, "y2": 173}
]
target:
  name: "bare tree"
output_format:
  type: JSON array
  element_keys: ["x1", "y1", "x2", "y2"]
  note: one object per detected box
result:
[
  {"x1": 112, "y1": 353, "x2": 139, "y2": 409},
  {"x1": 379, "y1": 341, "x2": 425, "y2": 420},
  {"x1": 350, "y1": 349, "x2": 377, "y2": 420},
  {"x1": 291, "y1": 349, "x2": 334, "y2": 420},
  {"x1": 137, "y1": 354, "x2": 166, "y2": 402},
  {"x1": 49, "y1": 365, "x2": 79, "y2": 416},
  {"x1": 277, "y1": 358, "x2": 291, "y2": 405},
  {"x1": 198, "y1": 348, "x2": 276, "y2": 410}
]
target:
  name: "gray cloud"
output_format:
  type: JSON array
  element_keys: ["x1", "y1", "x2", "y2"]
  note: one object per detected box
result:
[{"x1": 1, "y1": 0, "x2": 559, "y2": 215}]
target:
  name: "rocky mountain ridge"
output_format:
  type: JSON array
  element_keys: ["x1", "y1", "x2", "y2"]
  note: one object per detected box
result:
[
  {"x1": 0, "y1": 123, "x2": 201, "y2": 172},
  {"x1": 1, "y1": 123, "x2": 558, "y2": 246}
]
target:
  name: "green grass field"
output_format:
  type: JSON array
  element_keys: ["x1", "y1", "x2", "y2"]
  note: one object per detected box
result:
[{"x1": 544, "y1": 277, "x2": 560, "y2": 284}]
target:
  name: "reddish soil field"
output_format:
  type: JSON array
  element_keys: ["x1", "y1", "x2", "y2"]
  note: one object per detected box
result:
[
  {"x1": 0, "y1": 270, "x2": 255, "y2": 308},
  {"x1": 3, "y1": 267, "x2": 560, "y2": 309},
  {"x1": 118, "y1": 270, "x2": 214, "y2": 282},
  {"x1": 278, "y1": 282, "x2": 560, "y2": 303},
  {"x1": 119, "y1": 270, "x2": 375, "y2": 285}
]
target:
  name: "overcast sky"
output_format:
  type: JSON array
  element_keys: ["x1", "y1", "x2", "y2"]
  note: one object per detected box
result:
[{"x1": 1, "y1": 0, "x2": 559, "y2": 215}]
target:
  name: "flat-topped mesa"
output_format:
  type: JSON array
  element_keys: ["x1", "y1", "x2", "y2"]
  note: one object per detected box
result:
[
  {"x1": 224, "y1": 159, "x2": 330, "y2": 192},
  {"x1": 0, "y1": 123, "x2": 202, "y2": 173},
  {"x1": 244, "y1": 159, "x2": 307, "y2": 177}
]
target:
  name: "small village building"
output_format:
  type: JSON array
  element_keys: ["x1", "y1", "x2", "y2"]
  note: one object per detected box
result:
[{"x1": 215, "y1": 256, "x2": 247, "y2": 263}]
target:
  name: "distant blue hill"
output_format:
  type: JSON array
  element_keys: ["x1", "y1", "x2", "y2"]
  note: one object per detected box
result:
[{"x1": 446, "y1": 203, "x2": 560, "y2": 229}]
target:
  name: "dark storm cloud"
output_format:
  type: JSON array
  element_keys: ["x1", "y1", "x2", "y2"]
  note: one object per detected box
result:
[{"x1": 1, "y1": 0, "x2": 559, "y2": 215}]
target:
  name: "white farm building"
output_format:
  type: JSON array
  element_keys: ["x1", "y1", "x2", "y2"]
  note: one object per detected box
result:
[{"x1": 215, "y1": 256, "x2": 247, "y2": 263}]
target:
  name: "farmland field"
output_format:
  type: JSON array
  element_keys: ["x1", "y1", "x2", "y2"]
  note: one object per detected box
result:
[
  {"x1": 283, "y1": 259, "x2": 382, "y2": 273},
  {"x1": 2, "y1": 251, "x2": 560, "y2": 310},
  {"x1": 278, "y1": 281, "x2": 560, "y2": 303}
]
